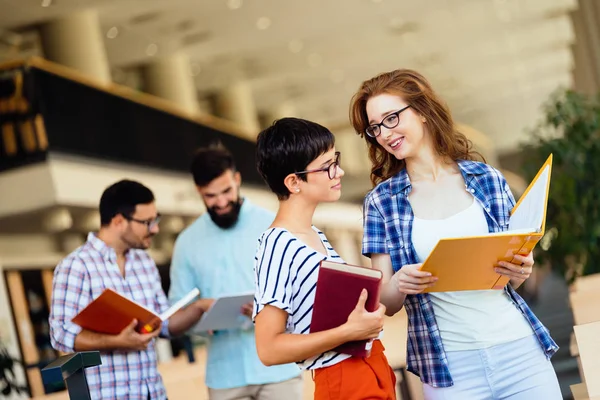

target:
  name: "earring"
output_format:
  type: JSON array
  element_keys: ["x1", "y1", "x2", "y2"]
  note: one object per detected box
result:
[{"x1": 295, "y1": 188, "x2": 300, "y2": 193}]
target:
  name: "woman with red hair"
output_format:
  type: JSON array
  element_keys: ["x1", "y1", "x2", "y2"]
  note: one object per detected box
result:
[{"x1": 350, "y1": 69, "x2": 561, "y2": 399}]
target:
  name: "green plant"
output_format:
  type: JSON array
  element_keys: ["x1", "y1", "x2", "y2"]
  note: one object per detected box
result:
[{"x1": 521, "y1": 89, "x2": 600, "y2": 283}]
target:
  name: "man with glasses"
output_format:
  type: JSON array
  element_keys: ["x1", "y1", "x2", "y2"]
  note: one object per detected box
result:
[
  {"x1": 168, "y1": 145, "x2": 302, "y2": 400},
  {"x1": 50, "y1": 179, "x2": 207, "y2": 400}
]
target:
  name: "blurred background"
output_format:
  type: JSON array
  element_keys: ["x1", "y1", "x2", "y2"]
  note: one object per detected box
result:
[{"x1": 1, "y1": 0, "x2": 599, "y2": 399}]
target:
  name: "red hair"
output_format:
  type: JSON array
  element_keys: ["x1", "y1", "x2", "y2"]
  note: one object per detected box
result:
[{"x1": 349, "y1": 69, "x2": 483, "y2": 186}]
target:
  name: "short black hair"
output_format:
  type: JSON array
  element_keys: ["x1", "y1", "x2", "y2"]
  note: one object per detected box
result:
[
  {"x1": 256, "y1": 117, "x2": 335, "y2": 200},
  {"x1": 190, "y1": 144, "x2": 236, "y2": 187},
  {"x1": 99, "y1": 180, "x2": 155, "y2": 226}
]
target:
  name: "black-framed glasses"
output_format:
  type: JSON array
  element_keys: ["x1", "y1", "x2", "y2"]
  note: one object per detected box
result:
[
  {"x1": 365, "y1": 105, "x2": 411, "y2": 138},
  {"x1": 295, "y1": 152, "x2": 341, "y2": 180},
  {"x1": 124, "y1": 213, "x2": 161, "y2": 230}
]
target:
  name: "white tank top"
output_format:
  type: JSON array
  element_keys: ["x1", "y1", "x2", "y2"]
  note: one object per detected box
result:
[{"x1": 412, "y1": 198, "x2": 533, "y2": 351}]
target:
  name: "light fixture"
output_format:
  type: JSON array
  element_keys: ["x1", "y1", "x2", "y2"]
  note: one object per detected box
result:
[
  {"x1": 106, "y1": 27, "x2": 119, "y2": 39},
  {"x1": 389, "y1": 17, "x2": 404, "y2": 30},
  {"x1": 146, "y1": 43, "x2": 158, "y2": 56},
  {"x1": 227, "y1": 0, "x2": 243, "y2": 10},
  {"x1": 497, "y1": 9, "x2": 512, "y2": 22},
  {"x1": 330, "y1": 69, "x2": 345, "y2": 84},
  {"x1": 288, "y1": 40, "x2": 304, "y2": 54},
  {"x1": 256, "y1": 17, "x2": 271, "y2": 30},
  {"x1": 41, "y1": 0, "x2": 52, "y2": 7},
  {"x1": 190, "y1": 63, "x2": 202, "y2": 76},
  {"x1": 307, "y1": 53, "x2": 322, "y2": 68}
]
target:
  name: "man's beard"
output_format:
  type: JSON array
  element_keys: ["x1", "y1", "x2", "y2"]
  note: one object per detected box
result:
[
  {"x1": 207, "y1": 198, "x2": 243, "y2": 229},
  {"x1": 123, "y1": 232, "x2": 154, "y2": 250}
]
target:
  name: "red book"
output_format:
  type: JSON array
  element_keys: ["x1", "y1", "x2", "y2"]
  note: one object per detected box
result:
[
  {"x1": 72, "y1": 288, "x2": 199, "y2": 334},
  {"x1": 310, "y1": 260, "x2": 383, "y2": 358}
]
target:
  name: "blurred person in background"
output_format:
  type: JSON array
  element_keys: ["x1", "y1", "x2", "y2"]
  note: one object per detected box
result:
[
  {"x1": 49, "y1": 179, "x2": 206, "y2": 400},
  {"x1": 349, "y1": 69, "x2": 562, "y2": 400},
  {"x1": 169, "y1": 145, "x2": 302, "y2": 400}
]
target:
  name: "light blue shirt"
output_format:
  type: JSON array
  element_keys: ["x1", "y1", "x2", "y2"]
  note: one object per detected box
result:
[{"x1": 169, "y1": 199, "x2": 300, "y2": 390}]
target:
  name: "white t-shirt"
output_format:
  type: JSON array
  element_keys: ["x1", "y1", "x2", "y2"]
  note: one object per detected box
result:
[
  {"x1": 412, "y1": 198, "x2": 533, "y2": 351},
  {"x1": 253, "y1": 226, "x2": 352, "y2": 369}
]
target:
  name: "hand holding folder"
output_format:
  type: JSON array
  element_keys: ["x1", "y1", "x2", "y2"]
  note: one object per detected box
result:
[
  {"x1": 72, "y1": 288, "x2": 200, "y2": 335},
  {"x1": 420, "y1": 155, "x2": 553, "y2": 292}
]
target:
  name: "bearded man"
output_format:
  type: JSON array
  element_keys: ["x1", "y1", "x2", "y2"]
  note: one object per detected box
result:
[{"x1": 168, "y1": 145, "x2": 302, "y2": 400}]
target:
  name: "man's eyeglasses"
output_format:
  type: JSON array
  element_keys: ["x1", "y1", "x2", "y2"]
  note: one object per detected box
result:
[
  {"x1": 124, "y1": 213, "x2": 161, "y2": 230},
  {"x1": 295, "y1": 152, "x2": 341, "y2": 180},
  {"x1": 365, "y1": 105, "x2": 411, "y2": 138}
]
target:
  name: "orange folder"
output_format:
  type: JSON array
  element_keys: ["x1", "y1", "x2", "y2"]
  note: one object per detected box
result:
[
  {"x1": 420, "y1": 155, "x2": 553, "y2": 292},
  {"x1": 72, "y1": 287, "x2": 200, "y2": 334}
]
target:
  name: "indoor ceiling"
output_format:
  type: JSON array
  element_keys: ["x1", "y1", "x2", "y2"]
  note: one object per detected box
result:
[{"x1": 0, "y1": 0, "x2": 578, "y2": 154}]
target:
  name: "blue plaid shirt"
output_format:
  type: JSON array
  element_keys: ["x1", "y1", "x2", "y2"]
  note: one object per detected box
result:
[{"x1": 362, "y1": 160, "x2": 558, "y2": 388}]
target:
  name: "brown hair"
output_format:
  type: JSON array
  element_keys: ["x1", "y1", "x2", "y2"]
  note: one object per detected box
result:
[{"x1": 349, "y1": 69, "x2": 483, "y2": 186}]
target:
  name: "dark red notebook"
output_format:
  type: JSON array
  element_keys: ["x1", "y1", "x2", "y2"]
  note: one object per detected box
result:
[{"x1": 310, "y1": 260, "x2": 383, "y2": 358}]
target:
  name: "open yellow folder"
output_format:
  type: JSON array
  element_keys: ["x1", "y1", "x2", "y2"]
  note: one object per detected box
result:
[{"x1": 420, "y1": 155, "x2": 553, "y2": 292}]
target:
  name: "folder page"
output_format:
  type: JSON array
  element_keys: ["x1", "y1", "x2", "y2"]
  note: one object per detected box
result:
[{"x1": 509, "y1": 155, "x2": 552, "y2": 233}]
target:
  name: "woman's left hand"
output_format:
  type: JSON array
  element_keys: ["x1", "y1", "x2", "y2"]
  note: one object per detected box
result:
[{"x1": 495, "y1": 252, "x2": 534, "y2": 281}]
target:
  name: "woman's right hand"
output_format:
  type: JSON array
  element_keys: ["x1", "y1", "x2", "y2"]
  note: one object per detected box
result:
[
  {"x1": 393, "y1": 263, "x2": 438, "y2": 294},
  {"x1": 343, "y1": 289, "x2": 386, "y2": 341}
]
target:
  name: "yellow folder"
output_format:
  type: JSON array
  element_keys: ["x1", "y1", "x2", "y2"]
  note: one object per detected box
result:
[{"x1": 420, "y1": 155, "x2": 553, "y2": 292}]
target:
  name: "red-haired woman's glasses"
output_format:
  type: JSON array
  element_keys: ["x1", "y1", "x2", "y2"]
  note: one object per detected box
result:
[{"x1": 365, "y1": 105, "x2": 411, "y2": 138}]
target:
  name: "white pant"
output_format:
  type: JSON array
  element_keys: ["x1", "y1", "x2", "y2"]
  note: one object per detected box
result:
[{"x1": 423, "y1": 335, "x2": 562, "y2": 400}]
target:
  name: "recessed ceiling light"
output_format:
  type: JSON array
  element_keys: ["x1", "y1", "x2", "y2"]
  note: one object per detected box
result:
[
  {"x1": 41, "y1": 0, "x2": 52, "y2": 7},
  {"x1": 190, "y1": 63, "x2": 202, "y2": 76},
  {"x1": 106, "y1": 27, "x2": 119, "y2": 39},
  {"x1": 496, "y1": 9, "x2": 512, "y2": 22},
  {"x1": 288, "y1": 40, "x2": 304, "y2": 53},
  {"x1": 227, "y1": 0, "x2": 243, "y2": 10},
  {"x1": 256, "y1": 17, "x2": 271, "y2": 30},
  {"x1": 307, "y1": 53, "x2": 322, "y2": 68},
  {"x1": 146, "y1": 43, "x2": 158, "y2": 56},
  {"x1": 330, "y1": 69, "x2": 345, "y2": 84},
  {"x1": 389, "y1": 17, "x2": 404, "y2": 29}
]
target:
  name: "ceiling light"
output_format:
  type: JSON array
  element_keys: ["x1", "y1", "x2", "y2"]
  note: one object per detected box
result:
[
  {"x1": 190, "y1": 63, "x2": 202, "y2": 76},
  {"x1": 41, "y1": 0, "x2": 52, "y2": 7},
  {"x1": 330, "y1": 69, "x2": 345, "y2": 84},
  {"x1": 146, "y1": 43, "x2": 158, "y2": 56},
  {"x1": 256, "y1": 17, "x2": 271, "y2": 30},
  {"x1": 389, "y1": 17, "x2": 404, "y2": 30},
  {"x1": 227, "y1": 0, "x2": 243, "y2": 10},
  {"x1": 288, "y1": 40, "x2": 304, "y2": 53},
  {"x1": 106, "y1": 27, "x2": 119, "y2": 39},
  {"x1": 345, "y1": 82, "x2": 357, "y2": 94},
  {"x1": 497, "y1": 9, "x2": 512, "y2": 22},
  {"x1": 307, "y1": 53, "x2": 322, "y2": 68}
]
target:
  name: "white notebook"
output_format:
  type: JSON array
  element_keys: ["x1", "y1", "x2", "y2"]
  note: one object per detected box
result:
[{"x1": 192, "y1": 291, "x2": 255, "y2": 332}]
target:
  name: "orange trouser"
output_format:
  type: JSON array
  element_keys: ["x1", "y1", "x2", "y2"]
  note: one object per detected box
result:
[{"x1": 313, "y1": 340, "x2": 397, "y2": 400}]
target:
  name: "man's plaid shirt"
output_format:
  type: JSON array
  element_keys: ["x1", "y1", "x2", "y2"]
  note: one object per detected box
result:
[
  {"x1": 362, "y1": 160, "x2": 558, "y2": 387},
  {"x1": 49, "y1": 233, "x2": 170, "y2": 399}
]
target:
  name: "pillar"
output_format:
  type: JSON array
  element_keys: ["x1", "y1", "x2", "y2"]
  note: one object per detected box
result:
[
  {"x1": 260, "y1": 102, "x2": 297, "y2": 128},
  {"x1": 141, "y1": 53, "x2": 201, "y2": 115},
  {"x1": 571, "y1": 0, "x2": 600, "y2": 95},
  {"x1": 39, "y1": 10, "x2": 111, "y2": 84},
  {"x1": 213, "y1": 81, "x2": 260, "y2": 139}
]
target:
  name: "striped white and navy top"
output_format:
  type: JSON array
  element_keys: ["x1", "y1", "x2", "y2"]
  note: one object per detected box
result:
[{"x1": 253, "y1": 226, "x2": 352, "y2": 370}]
